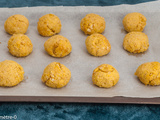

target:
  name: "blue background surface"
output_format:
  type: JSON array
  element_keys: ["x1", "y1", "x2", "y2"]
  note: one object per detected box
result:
[
  {"x1": 0, "y1": 0, "x2": 159, "y2": 120},
  {"x1": 0, "y1": 0, "x2": 156, "y2": 7}
]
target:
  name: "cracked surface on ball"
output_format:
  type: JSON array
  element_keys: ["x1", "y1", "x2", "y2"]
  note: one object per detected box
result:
[
  {"x1": 80, "y1": 13, "x2": 106, "y2": 35},
  {"x1": 85, "y1": 33, "x2": 111, "y2": 56},
  {"x1": 0, "y1": 60, "x2": 24, "y2": 87},
  {"x1": 41, "y1": 62, "x2": 71, "y2": 88},
  {"x1": 4, "y1": 14, "x2": 29, "y2": 35},
  {"x1": 92, "y1": 64, "x2": 119, "y2": 88},
  {"x1": 8, "y1": 34, "x2": 33, "y2": 57},
  {"x1": 135, "y1": 62, "x2": 160, "y2": 86},
  {"x1": 44, "y1": 35, "x2": 72, "y2": 57},
  {"x1": 37, "y1": 14, "x2": 61, "y2": 37},
  {"x1": 123, "y1": 12, "x2": 146, "y2": 32}
]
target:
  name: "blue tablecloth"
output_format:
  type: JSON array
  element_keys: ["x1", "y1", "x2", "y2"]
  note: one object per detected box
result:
[
  {"x1": 0, "y1": 0, "x2": 159, "y2": 120},
  {"x1": 0, "y1": 103, "x2": 160, "y2": 120},
  {"x1": 0, "y1": 0, "x2": 156, "y2": 7}
]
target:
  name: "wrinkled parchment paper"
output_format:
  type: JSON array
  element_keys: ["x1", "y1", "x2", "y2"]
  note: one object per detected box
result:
[{"x1": 0, "y1": 1, "x2": 160, "y2": 98}]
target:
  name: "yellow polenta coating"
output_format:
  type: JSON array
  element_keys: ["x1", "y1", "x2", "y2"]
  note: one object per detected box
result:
[
  {"x1": 123, "y1": 32, "x2": 149, "y2": 53},
  {"x1": 41, "y1": 62, "x2": 71, "y2": 88},
  {"x1": 4, "y1": 14, "x2": 29, "y2": 35},
  {"x1": 135, "y1": 62, "x2": 160, "y2": 86},
  {"x1": 44, "y1": 35, "x2": 72, "y2": 57},
  {"x1": 92, "y1": 64, "x2": 119, "y2": 88},
  {"x1": 123, "y1": 12, "x2": 146, "y2": 32},
  {"x1": 85, "y1": 33, "x2": 111, "y2": 56},
  {"x1": 80, "y1": 13, "x2": 106, "y2": 35},
  {"x1": 0, "y1": 60, "x2": 24, "y2": 87},
  {"x1": 37, "y1": 14, "x2": 61, "y2": 37},
  {"x1": 8, "y1": 34, "x2": 33, "y2": 57}
]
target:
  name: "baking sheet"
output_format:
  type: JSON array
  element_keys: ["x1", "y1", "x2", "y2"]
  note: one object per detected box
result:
[{"x1": 0, "y1": 1, "x2": 160, "y2": 99}]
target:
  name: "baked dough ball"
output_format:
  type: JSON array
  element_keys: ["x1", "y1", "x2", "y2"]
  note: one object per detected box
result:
[
  {"x1": 44, "y1": 35, "x2": 72, "y2": 57},
  {"x1": 92, "y1": 64, "x2": 119, "y2": 88},
  {"x1": 123, "y1": 12, "x2": 146, "y2": 32},
  {"x1": 80, "y1": 13, "x2": 106, "y2": 35},
  {"x1": 123, "y1": 32, "x2": 149, "y2": 53},
  {"x1": 8, "y1": 34, "x2": 33, "y2": 57},
  {"x1": 37, "y1": 14, "x2": 61, "y2": 37},
  {"x1": 4, "y1": 14, "x2": 29, "y2": 35},
  {"x1": 0, "y1": 60, "x2": 24, "y2": 87},
  {"x1": 41, "y1": 62, "x2": 71, "y2": 88},
  {"x1": 135, "y1": 62, "x2": 160, "y2": 86},
  {"x1": 85, "y1": 33, "x2": 111, "y2": 56}
]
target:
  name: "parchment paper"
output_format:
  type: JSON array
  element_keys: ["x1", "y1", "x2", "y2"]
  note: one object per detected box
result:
[{"x1": 0, "y1": 1, "x2": 160, "y2": 98}]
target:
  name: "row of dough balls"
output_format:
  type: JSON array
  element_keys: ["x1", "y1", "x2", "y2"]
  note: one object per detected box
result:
[
  {"x1": 122, "y1": 13, "x2": 160, "y2": 85},
  {"x1": 123, "y1": 13, "x2": 149, "y2": 54},
  {"x1": 81, "y1": 13, "x2": 110, "y2": 56},
  {"x1": 4, "y1": 14, "x2": 61, "y2": 36},
  {"x1": 4, "y1": 13, "x2": 105, "y2": 36},
  {"x1": 7, "y1": 33, "x2": 111, "y2": 58},
  {"x1": 7, "y1": 34, "x2": 72, "y2": 58},
  {"x1": 0, "y1": 60, "x2": 160, "y2": 88}
]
